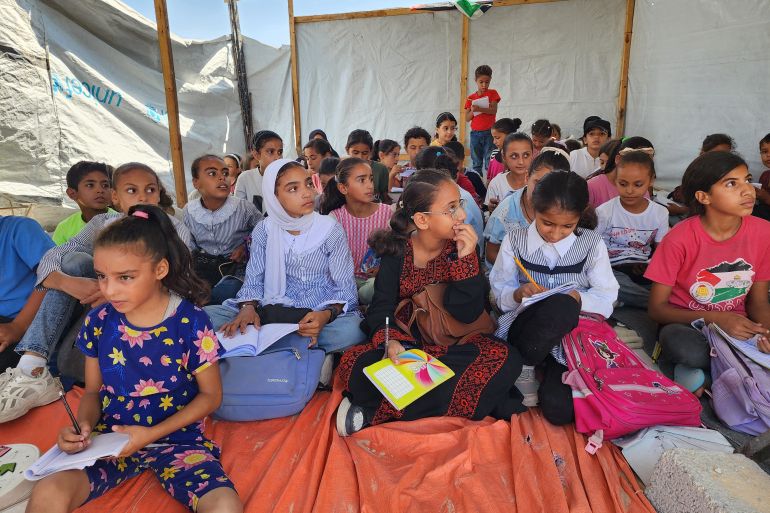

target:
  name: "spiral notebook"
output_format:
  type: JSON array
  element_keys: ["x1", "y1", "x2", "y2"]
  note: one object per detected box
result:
[{"x1": 363, "y1": 349, "x2": 455, "y2": 410}]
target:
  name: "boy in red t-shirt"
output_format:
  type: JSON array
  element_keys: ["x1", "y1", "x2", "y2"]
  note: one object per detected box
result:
[{"x1": 464, "y1": 64, "x2": 500, "y2": 179}]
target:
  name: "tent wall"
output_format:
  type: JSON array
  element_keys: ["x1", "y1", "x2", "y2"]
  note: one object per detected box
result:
[
  {"x1": 625, "y1": 0, "x2": 770, "y2": 188},
  {"x1": 0, "y1": 0, "x2": 293, "y2": 202},
  {"x1": 468, "y1": 0, "x2": 624, "y2": 144},
  {"x1": 295, "y1": 11, "x2": 462, "y2": 155}
]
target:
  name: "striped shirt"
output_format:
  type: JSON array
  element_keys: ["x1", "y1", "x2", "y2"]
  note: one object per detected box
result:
[
  {"x1": 330, "y1": 203, "x2": 392, "y2": 278},
  {"x1": 183, "y1": 196, "x2": 262, "y2": 256},
  {"x1": 223, "y1": 220, "x2": 359, "y2": 313},
  {"x1": 36, "y1": 212, "x2": 193, "y2": 286}
]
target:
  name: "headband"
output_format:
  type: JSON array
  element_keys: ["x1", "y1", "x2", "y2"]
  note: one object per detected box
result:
[{"x1": 539, "y1": 146, "x2": 570, "y2": 160}]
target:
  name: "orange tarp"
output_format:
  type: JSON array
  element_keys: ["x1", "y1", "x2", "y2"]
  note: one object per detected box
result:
[{"x1": 2, "y1": 385, "x2": 654, "y2": 513}]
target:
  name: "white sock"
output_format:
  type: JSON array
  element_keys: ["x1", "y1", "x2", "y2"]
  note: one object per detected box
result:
[{"x1": 17, "y1": 354, "x2": 47, "y2": 378}]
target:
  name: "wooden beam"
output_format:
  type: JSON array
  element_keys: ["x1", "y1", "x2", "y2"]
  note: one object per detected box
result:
[
  {"x1": 288, "y1": 0, "x2": 302, "y2": 155},
  {"x1": 153, "y1": 0, "x2": 187, "y2": 207},
  {"x1": 294, "y1": 0, "x2": 564, "y2": 24},
  {"x1": 615, "y1": 0, "x2": 635, "y2": 138},
  {"x1": 458, "y1": 15, "x2": 470, "y2": 152}
]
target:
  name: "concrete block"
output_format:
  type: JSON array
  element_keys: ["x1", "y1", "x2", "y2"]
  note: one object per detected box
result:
[{"x1": 646, "y1": 448, "x2": 770, "y2": 513}]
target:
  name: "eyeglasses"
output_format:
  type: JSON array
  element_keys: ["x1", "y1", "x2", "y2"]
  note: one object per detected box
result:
[{"x1": 419, "y1": 199, "x2": 466, "y2": 219}]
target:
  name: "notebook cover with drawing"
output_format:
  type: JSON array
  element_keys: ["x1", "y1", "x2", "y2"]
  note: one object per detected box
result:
[{"x1": 363, "y1": 349, "x2": 455, "y2": 410}]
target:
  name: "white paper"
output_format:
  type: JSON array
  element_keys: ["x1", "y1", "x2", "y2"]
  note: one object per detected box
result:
[
  {"x1": 710, "y1": 324, "x2": 770, "y2": 370},
  {"x1": 521, "y1": 282, "x2": 577, "y2": 308},
  {"x1": 24, "y1": 433, "x2": 129, "y2": 481},
  {"x1": 217, "y1": 324, "x2": 298, "y2": 358},
  {"x1": 470, "y1": 96, "x2": 489, "y2": 117}
]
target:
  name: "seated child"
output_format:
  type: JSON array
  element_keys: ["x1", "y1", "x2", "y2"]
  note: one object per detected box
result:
[
  {"x1": 487, "y1": 118, "x2": 523, "y2": 182},
  {"x1": 0, "y1": 163, "x2": 193, "y2": 423},
  {"x1": 530, "y1": 119, "x2": 554, "y2": 157},
  {"x1": 490, "y1": 171, "x2": 618, "y2": 425},
  {"x1": 431, "y1": 112, "x2": 458, "y2": 146},
  {"x1": 445, "y1": 140, "x2": 487, "y2": 200},
  {"x1": 303, "y1": 138, "x2": 333, "y2": 193},
  {"x1": 485, "y1": 133, "x2": 534, "y2": 212},
  {"x1": 0, "y1": 217, "x2": 54, "y2": 369},
  {"x1": 335, "y1": 169, "x2": 524, "y2": 436},
  {"x1": 235, "y1": 130, "x2": 284, "y2": 214},
  {"x1": 388, "y1": 127, "x2": 431, "y2": 191},
  {"x1": 569, "y1": 116, "x2": 611, "y2": 178},
  {"x1": 753, "y1": 133, "x2": 770, "y2": 220},
  {"x1": 415, "y1": 146, "x2": 484, "y2": 250},
  {"x1": 26, "y1": 204, "x2": 242, "y2": 513},
  {"x1": 314, "y1": 156, "x2": 340, "y2": 211},
  {"x1": 205, "y1": 159, "x2": 366, "y2": 354},
  {"x1": 485, "y1": 147, "x2": 569, "y2": 265},
  {"x1": 184, "y1": 155, "x2": 262, "y2": 304},
  {"x1": 308, "y1": 128, "x2": 340, "y2": 157},
  {"x1": 224, "y1": 152, "x2": 243, "y2": 193},
  {"x1": 53, "y1": 161, "x2": 114, "y2": 245},
  {"x1": 320, "y1": 158, "x2": 393, "y2": 305},
  {"x1": 373, "y1": 139, "x2": 401, "y2": 176},
  {"x1": 587, "y1": 136, "x2": 654, "y2": 208},
  {"x1": 596, "y1": 151, "x2": 668, "y2": 309},
  {"x1": 345, "y1": 129, "x2": 390, "y2": 203},
  {"x1": 646, "y1": 151, "x2": 770, "y2": 394}
]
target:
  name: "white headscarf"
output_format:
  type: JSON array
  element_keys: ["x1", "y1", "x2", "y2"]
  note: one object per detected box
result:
[{"x1": 261, "y1": 158, "x2": 337, "y2": 305}]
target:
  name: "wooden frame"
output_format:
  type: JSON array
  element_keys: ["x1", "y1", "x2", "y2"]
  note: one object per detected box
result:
[
  {"x1": 288, "y1": 0, "x2": 302, "y2": 155},
  {"x1": 153, "y1": 0, "x2": 187, "y2": 207},
  {"x1": 615, "y1": 0, "x2": 636, "y2": 138},
  {"x1": 458, "y1": 15, "x2": 470, "y2": 149}
]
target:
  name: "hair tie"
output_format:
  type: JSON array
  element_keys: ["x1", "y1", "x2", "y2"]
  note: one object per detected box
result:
[
  {"x1": 436, "y1": 151, "x2": 443, "y2": 156},
  {"x1": 133, "y1": 210, "x2": 149, "y2": 219}
]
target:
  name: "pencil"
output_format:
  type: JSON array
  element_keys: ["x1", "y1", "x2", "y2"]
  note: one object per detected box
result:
[
  {"x1": 58, "y1": 388, "x2": 81, "y2": 435},
  {"x1": 513, "y1": 257, "x2": 544, "y2": 292}
]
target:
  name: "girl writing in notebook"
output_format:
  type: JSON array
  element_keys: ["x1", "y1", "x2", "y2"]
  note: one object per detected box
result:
[
  {"x1": 26, "y1": 204, "x2": 241, "y2": 513},
  {"x1": 490, "y1": 171, "x2": 618, "y2": 425},
  {"x1": 335, "y1": 169, "x2": 524, "y2": 436},
  {"x1": 646, "y1": 152, "x2": 770, "y2": 394}
]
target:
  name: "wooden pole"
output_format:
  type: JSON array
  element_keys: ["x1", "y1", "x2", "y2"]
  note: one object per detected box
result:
[
  {"x1": 459, "y1": 15, "x2": 470, "y2": 153},
  {"x1": 153, "y1": 0, "x2": 187, "y2": 207},
  {"x1": 615, "y1": 0, "x2": 635, "y2": 138},
  {"x1": 288, "y1": 0, "x2": 302, "y2": 155}
]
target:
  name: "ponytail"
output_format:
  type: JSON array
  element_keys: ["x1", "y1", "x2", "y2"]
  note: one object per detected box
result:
[{"x1": 95, "y1": 204, "x2": 209, "y2": 305}]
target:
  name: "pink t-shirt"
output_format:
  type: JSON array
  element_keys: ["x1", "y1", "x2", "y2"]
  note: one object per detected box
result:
[
  {"x1": 587, "y1": 173, "x2": 650, "y2": 208},
  {"x1": 331, "y1": 203, "x2": 393, "y2": 278},
  {"x1": 487, "y1": 157, "x2": 505, "y2": 182},
  {"x1": 645, "y1": 215, "x2": 770, "y2": 315}
]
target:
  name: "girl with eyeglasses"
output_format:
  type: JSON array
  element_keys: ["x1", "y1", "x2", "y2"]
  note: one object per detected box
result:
[{"x1": 335, "y1": 169, "x2": 525, "y2": 436}]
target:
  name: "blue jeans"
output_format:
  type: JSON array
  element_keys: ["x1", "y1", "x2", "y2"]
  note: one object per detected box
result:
[
  {"x1": 470, "y1": 129, "x2": 494, "y2": 176},
  {"x1": 204, "y1": 305, "x2": 366, "y2": 354},
  {"x1": 15, "y1": 252, "x2": 94, "y2": 360},
  {"x1": 209, "y1": 277, "x2": 243, "y2": 306}
]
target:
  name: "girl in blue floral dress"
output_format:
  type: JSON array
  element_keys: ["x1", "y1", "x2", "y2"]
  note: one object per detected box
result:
[{"x1": 27, "y1": 204, "x2": 242, "y2": 513}]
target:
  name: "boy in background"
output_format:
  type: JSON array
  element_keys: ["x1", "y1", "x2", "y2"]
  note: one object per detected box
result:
[
  {"x1": 464, "y1": 64, "x2": 500, "y2": 178},
  {"x1": 52, "y1": 161, "x2": 114, "y2": 245},
  {"x1": 568, "y1": 116, "x2": 611, "y2": 178}
]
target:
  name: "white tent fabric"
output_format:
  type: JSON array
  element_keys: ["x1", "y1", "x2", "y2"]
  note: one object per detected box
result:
[
  {"x1": 296, "y1": 11, "x2": 462, "y2": 154},
  {"x1": 626, "y1": 0, "x2": 770, "y2": 188},
  {"x1": 467, "y1": 0, "x2": 624, "y2": 142},
  {"x1": 0, "y1": 0, "x2": 293, "y2": 201}
]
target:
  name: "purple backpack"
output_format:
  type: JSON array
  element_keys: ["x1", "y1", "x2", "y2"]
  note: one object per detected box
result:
[{"x1": 701, "y1": 323, "x2": 770, "y2": 435}]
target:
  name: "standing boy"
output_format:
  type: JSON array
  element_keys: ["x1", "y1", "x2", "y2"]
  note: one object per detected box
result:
[
  {"x1": 464, "y1": 65, "x2": 500, "y2": 179},
  {"x1": 52, "y1": 161, "x2": 114, "y2": 245},
  {"x1": 569, "y1": 116, "x2": 611, "y2": 178}
]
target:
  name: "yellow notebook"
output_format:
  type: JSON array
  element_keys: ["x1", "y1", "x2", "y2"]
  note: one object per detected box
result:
[{"x1": 363, "y1": 349, "x2": 455, "y2": 410}]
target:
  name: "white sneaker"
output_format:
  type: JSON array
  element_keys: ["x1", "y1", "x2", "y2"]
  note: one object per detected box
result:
[
  {"x1": 319, "y1": 354, "x2": 334, "y2": 387},
  {"x1": 0, "y1": 367, "x2": 60, "y2": 423},
  {"x1": 0, "y1": 367, "x2": 22, "y2": 391},
  {"x1": 515, "y1": 365, "x2": 540, "y2": 407}
]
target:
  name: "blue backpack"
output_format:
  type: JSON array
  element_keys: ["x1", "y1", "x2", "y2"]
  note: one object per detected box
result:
[{"x1": 214, "y1": 333, "x2": 325, "y2": 421}]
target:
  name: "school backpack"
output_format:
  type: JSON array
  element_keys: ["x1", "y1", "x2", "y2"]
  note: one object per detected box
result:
[
  {"x1": 561, "y1": 316, "x2": 702, "y2": 453},
  {"x1": 214, "y1": 333, "x2": 324, "y2": 421},
  {"x1": 700, "y1": 323, "x2": 770, "y2": 436}
]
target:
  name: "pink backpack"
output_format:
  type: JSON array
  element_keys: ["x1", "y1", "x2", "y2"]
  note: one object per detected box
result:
[{"x1": 561, "y1": 316, "x2": 702, "y2": 453}]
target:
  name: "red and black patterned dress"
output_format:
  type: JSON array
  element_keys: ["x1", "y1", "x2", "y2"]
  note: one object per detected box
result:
[{"x1": 338, "y1": 239, "x2": 524, "y2": 425}]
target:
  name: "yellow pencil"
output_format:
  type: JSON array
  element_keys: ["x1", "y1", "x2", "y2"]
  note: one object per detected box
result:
[{"x1": 514, "y1": 257, "x2": 544, "y2": 292}]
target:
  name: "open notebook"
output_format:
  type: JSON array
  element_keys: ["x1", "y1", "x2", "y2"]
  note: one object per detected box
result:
[
  {"x1": 24, "y1": 433, "x2": 129, "y2": 481},
  {"x1": 364, "y1": 349, "x2": 454, "y2": 410},
  {"x1": 217, "y1": 324, "x2": 298, "y2": 358},
  {"x1": 521, "y1": 282, "x2": 577, "y2": 308}
]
